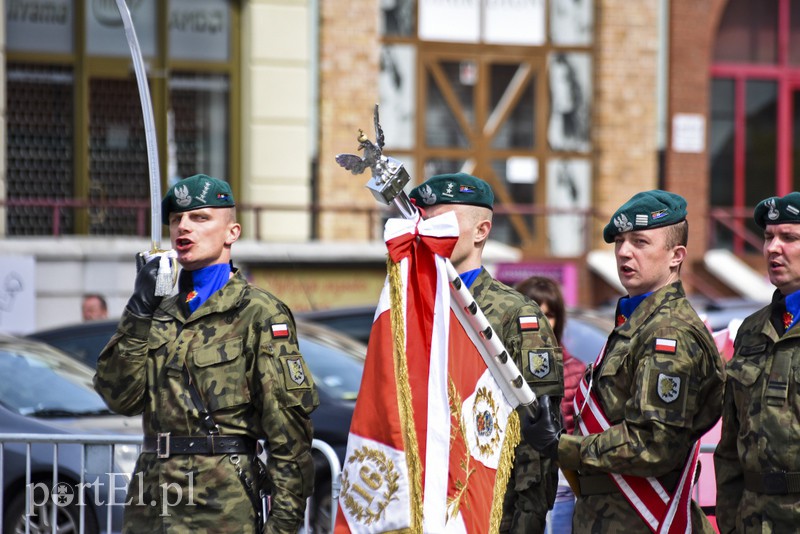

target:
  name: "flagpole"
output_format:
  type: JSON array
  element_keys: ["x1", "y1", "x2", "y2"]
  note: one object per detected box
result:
[{"x1": 335, "y1": 105, "x2": 537, "y2": 412}]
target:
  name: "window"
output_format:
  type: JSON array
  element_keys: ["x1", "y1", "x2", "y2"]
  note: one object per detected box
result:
[
  {"x1": 379, "y1": 0, "x2": 595, "y2": 254},
  {"x1": 5, "y1": 0, "x2": 237, "y2": 236},
  {"x1": 709, "y1": 0, "x2": 800, "y2": 253}
]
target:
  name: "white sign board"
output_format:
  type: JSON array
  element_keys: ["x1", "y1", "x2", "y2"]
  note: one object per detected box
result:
[
  {"x1": 419, "y1": 0, "x2": 480, "y2": 42},
  {"x1": 7, "y1": 0, "x2": 73, "y2": 53},
  {"x1": 485, "y1": 0, "x2": 545, "y2": 45},
  {"x1": 672, "y1": 113, "x2": 706, "y2": 153},
  {"x1": 0, "y1": 256, "x2": 36, "y2": 335}
]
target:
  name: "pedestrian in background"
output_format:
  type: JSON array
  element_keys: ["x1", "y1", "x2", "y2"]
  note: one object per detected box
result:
[
  {"x1": 515, "y1": 276, "x2": 584, "y2": 533},
  {"x1": 410, "y1": 173, "x2": 564, "y2": 533},
  {"x1": 715, "y1": 192, "x2": 800, "y2": 532},
  {"x1": 81, "y1": 293, "x2": 108, "y2": 321},
  {"x1": 94, "y1": 174, "x2": 318, "y2": 533},
  {"x1": 521, "y1": 190, "x2": 724, "y2": 532}
]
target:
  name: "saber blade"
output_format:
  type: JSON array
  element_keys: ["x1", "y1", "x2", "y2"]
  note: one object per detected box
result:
[{"x1": 114, "y1": 0, "x2": 162, "y2": 251}]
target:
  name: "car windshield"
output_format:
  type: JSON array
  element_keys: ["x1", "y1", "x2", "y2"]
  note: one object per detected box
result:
[
  {"x1": 0, "y1": 342, "x2": 111, "y2": 417},
  {"x1": 297, "y1": 329, "x2": 365, "y2": 402}
]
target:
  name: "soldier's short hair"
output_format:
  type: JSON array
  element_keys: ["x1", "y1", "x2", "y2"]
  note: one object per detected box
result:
[{"x1": 665, "y1": 220, "x2": 688, "y2": 249}]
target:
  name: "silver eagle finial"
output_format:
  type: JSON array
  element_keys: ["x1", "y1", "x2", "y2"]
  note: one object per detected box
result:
[
  {"x1": 335, "y1": 104, "x2": 412, "y2": 212},
  {"x1": 335, "y1": 104, "x2": 386, "y2": 177}
]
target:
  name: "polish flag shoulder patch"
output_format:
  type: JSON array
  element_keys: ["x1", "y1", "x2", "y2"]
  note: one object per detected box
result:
[
  {"x1": 271, "y1": 323, "x2": 290, "y2": 339},
  {"x1": 655, "y1": 337, "x2": 677, "y2": 354},
  {"x1": 519, "y1": 316, "x2": 539, "y2": 331}
]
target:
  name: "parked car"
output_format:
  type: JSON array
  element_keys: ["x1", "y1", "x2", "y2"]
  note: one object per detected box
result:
[
  {"x1": 299, "y1": 304, "x2": 613, "y2": 365},
  {"x1": 28, "y1": 318, "x2": 366, "y2": 533},
  {"x1": 0, "y1": 334, "x2": 141, "y2": 534}
]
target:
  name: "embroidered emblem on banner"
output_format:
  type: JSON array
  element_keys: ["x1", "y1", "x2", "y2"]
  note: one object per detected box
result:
[
  {"x1": 519, "y1": 316, "x2": 539, "y2": 331},
  {"x1": 287, "y1": 358, "x2": 306, "y2": 385},
  {"x1": 529, "y1": 351, "x2": 551, "y2": 378},
  {"x1": 657, "y1": 373, "x2": 681, "y2": 403},
  {"x1": 655, "y1": 337, "x2": 677, "y2": 354},
  {"x1": 271, "y1": 323, "x2": 289, "y2": 338},
  {"x1": 473, "y1": 386, "x2": 501, "y2": 457},
  {"x1": 635, "y1": 214, "x2": 649, "y2": 226},
  {"x1": 340, "y1": 446, "x2": 401, "y2": 525}
]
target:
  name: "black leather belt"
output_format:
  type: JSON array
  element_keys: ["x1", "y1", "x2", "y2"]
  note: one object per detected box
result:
[
  {"x1": 142, "y1": 433, "x2": 256, "y2": 459},
  {"x1": 579, "y1": 471, "x2": 681, "y2": 496},
  {"x1": 744, "y1": 470, "x2": 800, "y2": 495}
]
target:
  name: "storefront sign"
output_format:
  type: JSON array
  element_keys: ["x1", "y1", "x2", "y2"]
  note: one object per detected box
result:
[
  {"x1": 169, "y1": 0, "x2": 230, "y2": 62},
  {"x1": 7, "y1": 0, "x2": 72, "y2": 53},
  {"x1": 494, "y1": 261, "x2": 579, "y2": 306}
]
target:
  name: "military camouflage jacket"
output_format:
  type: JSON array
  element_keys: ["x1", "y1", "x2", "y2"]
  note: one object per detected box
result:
[
  {"x1": 714, "y1": 293, "x2": 800, "y2": 533},
  {"x1": 94, "y1": 271, "x2": 319, "y2": 533},
  {"x1": 471, "y1": 269, "x2": 564, "y2": 534},
  {"x1": 558, "y1": 281, "x2": 724, "y2": 533}
]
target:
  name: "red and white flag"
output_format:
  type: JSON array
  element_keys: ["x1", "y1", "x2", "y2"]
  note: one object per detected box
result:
[{"x1": 335, "y1": 212, "x2": 519, "y2": 533}]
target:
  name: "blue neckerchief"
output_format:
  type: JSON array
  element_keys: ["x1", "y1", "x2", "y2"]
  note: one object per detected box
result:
[
  {"x1": 460, "y1": 268, "x2": 482, "y2": 289},
  {"x1": 185, "y1": 263, "x2": 231, "y2": 313},
  {"x1": 616, "y1": 292, "x2": 652, "y2": 324},
  {"x1": 785, "y1": 289, "x2": 800, "y2": 331}
]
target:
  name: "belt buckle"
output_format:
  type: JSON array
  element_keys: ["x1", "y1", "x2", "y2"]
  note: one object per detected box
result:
[
  {"x1": 763, "y1": 471, "x2": 788, "y2": 495},
  {"x1": 157, "y1": 432, "x2": 171, "y2": 459}
]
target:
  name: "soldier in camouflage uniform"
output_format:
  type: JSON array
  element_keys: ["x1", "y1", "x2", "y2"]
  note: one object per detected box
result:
[
  {"x1": 94, "y1": 174, "x2": 318, "y2": 533},
  {"x1": 522, "y1": 190, "x2": 724, "y2": 533},
  {"x1": 714, "y1": 192, "x2": 800, "y2": 533},
  {"x1": 410, "y1": 173, "x2": 563, "y2": 534}
]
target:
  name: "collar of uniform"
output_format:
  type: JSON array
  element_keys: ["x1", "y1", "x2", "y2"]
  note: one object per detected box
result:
[
  {"x1": 466, "y1": 267, "x2": 492, "y2": 299},
  {"x1": 158, "y1": 268, "x2": 246, "y2": 323},
  {"x1": 613, "y1": 280, "x2": 686, "y2": 338}
]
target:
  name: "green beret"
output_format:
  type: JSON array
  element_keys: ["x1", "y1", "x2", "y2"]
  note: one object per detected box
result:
[
  {"x1": 753, "y1": 192, "x2": 800, "y2": 229},
  {"x1": 603, "y1": 190, "x2": 687, "y2": 243},
  {"x1": 409, "y1": 173, "x2": 494, "y2": 211},
  {"x1": 161, "y1": 174, "x2": 235, "y2": 224}
]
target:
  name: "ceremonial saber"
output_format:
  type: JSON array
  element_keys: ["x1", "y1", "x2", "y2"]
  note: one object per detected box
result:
[
  {"x1": 335, "y1": 105, "x2": 537, "y2": 411},
  {"x1": 115, "y1": 0, "x2": 175, "y2": 294}
]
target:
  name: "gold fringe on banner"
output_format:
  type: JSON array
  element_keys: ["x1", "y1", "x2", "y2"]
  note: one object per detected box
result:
[
  {"x1": 489, "y1": 410, "x2": 521, "y2": 533},
  {"x1": 388, "y1": 257, "x2": 424, "y2": 533}
]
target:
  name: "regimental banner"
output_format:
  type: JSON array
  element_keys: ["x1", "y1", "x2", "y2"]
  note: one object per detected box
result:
[{"x1": 335, "y1": 212, "x2": 519, "y2": 533}]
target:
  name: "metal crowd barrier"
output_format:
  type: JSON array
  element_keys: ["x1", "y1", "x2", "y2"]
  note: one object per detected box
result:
[{"x1": 0, "y1": 433, "x2": 341, "y2": 534}]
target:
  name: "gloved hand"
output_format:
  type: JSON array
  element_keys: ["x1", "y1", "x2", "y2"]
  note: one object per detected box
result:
[
  {"x1": 126, "y1": 255, "x2": 164, "y2": 317},
  {"x1": 521, "y1": 395, "x2": 563, "y2": 460}
]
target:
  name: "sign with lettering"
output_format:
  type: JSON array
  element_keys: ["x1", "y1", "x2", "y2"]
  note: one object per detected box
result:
[
  {"x1": 7, "y1": 0, "x2": 73, "y2": 53},
  {"x1": 86, "y1": 0, "x2": 156, "y2": 57},
  {"x1": 169, "y1": 0, "x2": 230, "y2": 62},
  {"x1": 485, "y1": 0, "x2": 544, "y2": 45}
]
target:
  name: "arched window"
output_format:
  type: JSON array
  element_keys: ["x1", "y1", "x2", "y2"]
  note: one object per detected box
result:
[{"x1": 709, "y1": 0, "x2": 800, "y2": 252}]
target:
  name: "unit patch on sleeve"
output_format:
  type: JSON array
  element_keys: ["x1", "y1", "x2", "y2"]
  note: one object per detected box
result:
[
  {"x1": 654, "y1": 337, "x2": 677, "y2": 354},
  {"x1": 281, "y1": 357, "x2": 311, "y2": 390},
  {"x1": 519, "y1": 316, "x2": 539, "y2": 331},
  {"x1": 656, "y1": 373, "x2": 681, "y2": 403},
  {"x1": 528, "y1": 350, "x2": 551, "y2": 378},
  {"x1": 271, "y1": 323, "x2": 290, "y2": 339}
]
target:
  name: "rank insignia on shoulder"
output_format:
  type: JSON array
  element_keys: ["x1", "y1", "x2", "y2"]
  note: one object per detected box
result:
[
  {"x1": 655, "y1": 337, "x2": 677, "y2": 354},
  {"x1": 519, "y1": 316, "x2": 539, "y2": 331},
  {"x1": 271, "y1": 323, "x2": 290, "y2": 339}
]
